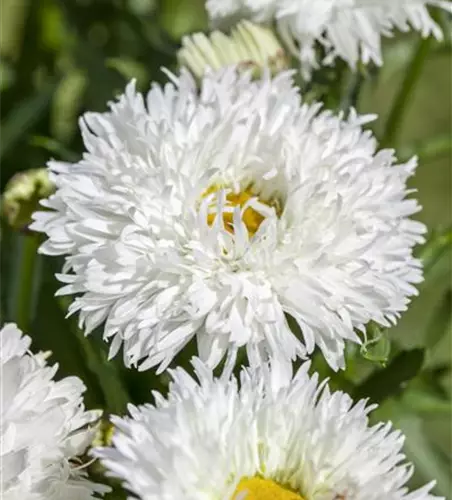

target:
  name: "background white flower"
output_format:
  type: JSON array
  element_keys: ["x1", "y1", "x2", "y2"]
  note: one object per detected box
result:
[
  {"x1": 32, "y1": 69, "x2": 425, "y2": 372},
  {"x1": 206, "y1": 0, "x2": 452, "y2": 77},
  {"x1": 95, "y1": 359, "x2": 441, "y2": 499},
  {"x1": 178, "y1": 20, "x2": 289, "y2": 80},
  {"x1": 0, "y1": 323, "x2": 108, "y2": 500}
]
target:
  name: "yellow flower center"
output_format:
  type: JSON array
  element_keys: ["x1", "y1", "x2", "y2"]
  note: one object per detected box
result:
[
  {"x1": 232, "y1": 477, "x2": 303, "y2": 500},
  {"x1": 205, "y1": 186, "x2": 279, "y2": 237}
]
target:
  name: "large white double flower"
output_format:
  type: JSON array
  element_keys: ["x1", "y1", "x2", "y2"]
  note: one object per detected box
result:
[
  {"x1": 0, "y1": 323, "x2": 107, "y2": 499},
  {"x1": 206, "y1": 0, "x2": 452, "y2": 77},
  {"x1": 95, "y1": 359, "x2": 440, "y2": 499},
  {"x1": 32, "y1": 68, "x2": 424, "y2": 372}
]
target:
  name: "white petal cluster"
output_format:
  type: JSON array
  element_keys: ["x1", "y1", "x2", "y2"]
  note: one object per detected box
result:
[
  {"x1": 0, "y1": 323, "x2": 108, "y2": 500},
  {"x1": 32, "y1": 69, "x2": 425, "y2": 372},
  {"x1": 206, "y1": 0, "x2": 452, "y2": 77},
  {"x1": 95, "y1": 359, "x2": 440, "y2": 499},
  {"x1": 178, "y1": 20, "x2": 288, "y2": 80}
]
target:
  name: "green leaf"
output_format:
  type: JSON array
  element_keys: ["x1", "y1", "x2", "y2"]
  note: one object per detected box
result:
[
  {"x1": 30, "y1": 259, "x2": 105, "y2": 409},
  {"x1": 425, "y1": 289, "x2": 452, "y2": 351},
  {"x1": 398, "y1": 135, "x2": 452, "y2": 164},
  {"x1": 106, "y1": 58, "x2": 150, "y2": 90},
  {"x1": 7, "y1": 233, "x2": 41, "y2": 331},
  {"x1": 158, "y1": 0, "x2": 207, "y2": 41},
  {"x1": 354, "y1": 349, "x2": 425, "y2": 404},
  {"x1": 420, "y1": 227, "x2": 452, "y2": 277},
  {"x1": 381, "y1": 35, "x2": 434, "y2": 147},
  {"x1": 51, "y1": 69, "x2": 87, "y2": 143},
  {"x1": 401, "y1": 389, "x2": 451, "y2": 415},
  {"x1": 57, "y1": 295, "x2": 131, "y2": 415},
  {"x1": 0, "y1": 82, "x2": 57, "y2": 160},
  {"x1": 0, "y1": 0, "x2": 29, "y2": 60},
  {"x1": 394, "y1": 413, "x2": 451, "y2": 496},
  {"x1": 29, "y1": 135, "x2": 78, "y2": 162}
]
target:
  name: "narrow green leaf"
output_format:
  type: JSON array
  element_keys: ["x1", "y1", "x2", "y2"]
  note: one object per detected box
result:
[
  {"x1": 398, "y1": 135, "x2": 452, "y2": 164},
  {"x1": 339, "y1": 69, "x2": 365, "y2": 112},
  {"x1": 0, "y1": 82, "x2": 57, "y2": 160},
  {"x1": 30, "y1": 135, "x2": 78, "y2": 162},
  {"x1": 420, "y1": 227, "x2": 452, "y2": 276},
  {"x1": 394, "y1": 413, "x2": 451, "y2": 496},
  {"x1": 57, "y1": 296, "x2": 131, "y2": 415},
  {"x1": 10, "y1": 233, "x2": 41, "y2": 331},
  {"x1": 425, "y1": 289, "x2": 452, "y2": 350},
  {"x1": 401, "y1": 389, "x2": 451, "y2": 415},
  {"x1": 106, "y1": 58, "x2": 150, "y2": 90},
  {"x1": 0, "y1": 0, "x2": 29, "y2": 60},
  {"x1": 159, "y1": 0, "x2": 207, "y2": 40},
  {"x1": 381, "y1": 36, "x2": 433, "y2": 147},
  {"x1": 51, "y1": 69, "x2": 87, "y2": 143},
  {"x1": 31, "y1": 262, "x2": 105, "y2": 409},
  {"x1": 354, "y1": 349, "x2": 425, "y2": 403}
]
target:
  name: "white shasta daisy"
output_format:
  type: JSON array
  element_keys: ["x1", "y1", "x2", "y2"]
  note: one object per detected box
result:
[
  {"x1": 32, "y1": 68, "x2": 425, "y2": 372},
  {"x1": 0, "y1": 323, "x2": 108, "y2": 500},
  {"x1": 206, "y1": 0, "x2": 452, "y2": 77},
  {"x1": 95, "y1": 359, "x2": 441, "y2": 499}
]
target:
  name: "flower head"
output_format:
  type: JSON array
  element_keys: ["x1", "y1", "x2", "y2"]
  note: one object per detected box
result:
[
  {"x1": 0, "y1": 323, "x2": 108, "y2": 500},
  {"x1": 178, "y1": 20, "x2": 288, "y2": 80},
  {"x1": 95, "y1": 359, "x2": 440, "y2": 499},
  {"x1": 206, "y1": 0, "x2": 452, "y2": 77},
  {"x1": 32, "y1": 69, "x2": 425, "y2": 372}
]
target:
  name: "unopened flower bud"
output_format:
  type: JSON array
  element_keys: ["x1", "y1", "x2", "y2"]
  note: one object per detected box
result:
[
  {"x1": 178, "y1": 20, "x2": 288, "y2": 80},
  {"x1": 2, "y1": 168, "x2": 54, "y2": 230}
]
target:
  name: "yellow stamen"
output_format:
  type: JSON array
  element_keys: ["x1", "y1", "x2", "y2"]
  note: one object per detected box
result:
[
  {"x1": 205, "y1": 186, "x2": 279, "y2": 237},
  {"x1": 232, "y1": 477, "x2": 303, "y2": 500}
]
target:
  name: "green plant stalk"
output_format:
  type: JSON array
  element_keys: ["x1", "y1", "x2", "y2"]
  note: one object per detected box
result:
[
  {"x1": 15, "y1": 233, "x2": 40, "y2": 331},
  {"x1": 339, "y1": 70, "x2": 364, "y2": 112},
  {"x1": 420, "y1": 227, "x2": 452, "y2": 277},
  {"x1": 381, "y1": 36, "x2": 433, "y2": 147},
  {"x1": 399, "y1": 135, "x2": 452, "y2": 163}
]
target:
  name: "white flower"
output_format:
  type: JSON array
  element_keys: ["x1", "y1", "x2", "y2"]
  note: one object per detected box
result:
[
  {"x1": 0, "y1": 323, "x2": 108, "y2": 500},
  {"x1": 95, "y1": 359, "x2": 441, "y2": 499},
  {"x1": 206, "y1": 0, "x2": 452, "y2": 77},
  {"x1": 178, "y1": 20, "x2": 288, "y2": 80},
  {"x1": 31, "y1": 69, "x2": 425, "y2": 372}
]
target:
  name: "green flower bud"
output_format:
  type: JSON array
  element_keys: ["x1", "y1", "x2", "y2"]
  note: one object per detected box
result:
[{"x1": 2, "y1": 168, "x2": 54, "y2": 230}]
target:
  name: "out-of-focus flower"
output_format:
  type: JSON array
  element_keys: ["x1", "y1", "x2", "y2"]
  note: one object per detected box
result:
[
  {"x1": 206, "y1": 0, "x2": 452, "y2": 78},
  {"x1": 95, "y1": 359, "x2": 440, "y2": 499},
  {"x1": 0, "y1": 323, "x2": 109, "y2": 500},
  {"x1": 2, "y1": 168, "x2": 54, "y2": 230},
  {"x1": 178, "y1": 20, "x2": 288, "y2": 79}
]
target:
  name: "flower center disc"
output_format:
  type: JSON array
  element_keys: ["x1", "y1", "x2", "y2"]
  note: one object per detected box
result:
[
  {"x1": 205, "y1": 187, "x2": 278, "y2": 237},
  {"x1": 233, "y1": 477, "x2": 303, "y2": 500}
]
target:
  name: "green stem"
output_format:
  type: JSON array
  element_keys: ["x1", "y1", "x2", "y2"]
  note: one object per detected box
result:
[
  {"x1": 381, "y1": 36, "x2": 433, "y2": 147},
  {"x1": 339, "y1": 70, "x2": 364, "y2": 112},
  {"x1": 399, "y1": 135, "x2": 452, "y2": 163},
  {"x1": 15, "y1": 233, "x2": 40, "y2": 331},
  {"x1": 420, "y1": 227, "x2": 452, "y2": 277}
]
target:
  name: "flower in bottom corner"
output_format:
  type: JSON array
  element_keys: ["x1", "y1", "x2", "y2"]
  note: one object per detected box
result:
[
  {"x1": 94, "y1": 358, "x2": 441, "y2": 500},
  {"x1": 0, "y1": 323, "x2": 109, "y2": 500}
]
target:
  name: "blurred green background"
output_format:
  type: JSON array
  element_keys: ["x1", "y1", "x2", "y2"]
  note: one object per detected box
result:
[{"x1": 0, "y1": 0, "x2": 451, "y2": 497}]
